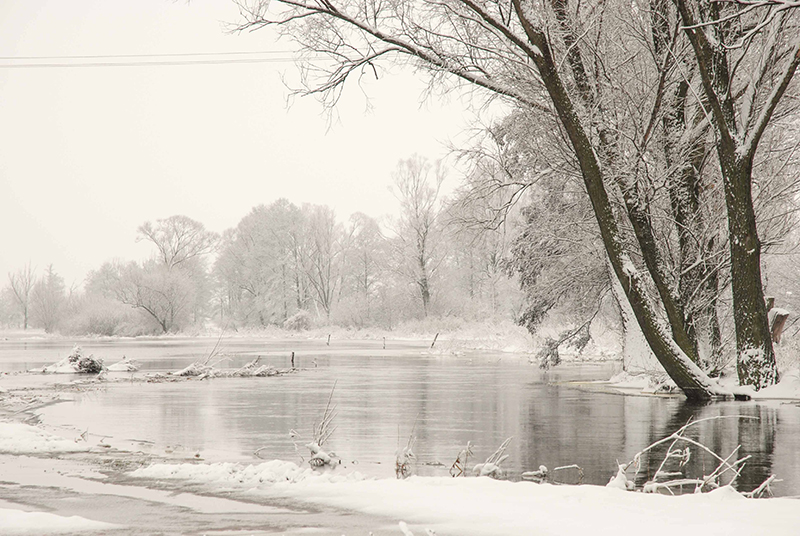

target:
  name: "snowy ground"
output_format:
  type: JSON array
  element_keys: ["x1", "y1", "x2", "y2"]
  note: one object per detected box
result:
[
  {"x1": 0, "y1": 417, "x2": 797, "y2": 535},
  {"x1": 128, "y1": 458, "x2": 799, "y2": 536},
  {"x1": 0, "y1": 504, "x2": 119, "y2": 535},
  {"x1": 605, "y1": 366, "x2": 800, "y2": 400}
]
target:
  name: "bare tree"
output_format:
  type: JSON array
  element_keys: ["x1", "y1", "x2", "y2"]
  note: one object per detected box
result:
[
  {"x1": 302, "y1": 204, "x2": 344, "y2": 318},
  {"x1": 90, "y1": 260, "x2": 193, "y2": 334},
  {"x1": 675, "y1": 0, "x2": 800, "y2": 388},
  {"x1": 30, "y1": 265, "x2": 66, "y2": 334},
  {"x1": 391, "y1": 156, "x2": 446, "y2": 317},
  {"x1": 340, "y1": 212, "x2": 386, "y2": 323},
  {"x1": 138, "y1": 215, "x2": 219, "y2": 270},
  {"x1": 8, "y1": 262, "x2": 35, "y2": 330},
  {"x1": 214, "y1": 200, "x2": 308, "y2": 326}
]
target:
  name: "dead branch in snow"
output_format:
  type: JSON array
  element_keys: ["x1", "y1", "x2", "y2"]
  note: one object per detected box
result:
[
  {"x1": 743, "y1": 474, "x2": 781, "y2": 498},
  {"x1": 449, "y1": 441, "x2": 474, "y2": 477},
  {"x1": 305, "y1": 382, "x2": 339, "y2": 467},
  {"x1": 396, "y1": 417, "x2": 419, "y2": 479},
  {"x1": 610, "y1": 415, "x2": 780, "y2": 495},
  {"x1": 473, "y1": 437, "x2": 512, "y2": 478}
]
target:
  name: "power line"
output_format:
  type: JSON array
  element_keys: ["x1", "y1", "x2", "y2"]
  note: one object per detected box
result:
[
  {"x1": 0, "y1": 50, "x2": 297, "y2": 61},
  {"x1": 0, "y1": 57, "x2": 300, "y2": 68}
]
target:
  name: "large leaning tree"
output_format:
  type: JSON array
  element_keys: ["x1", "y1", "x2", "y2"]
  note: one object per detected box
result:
[{"x1": 234, "y1": 0, "x2": 798, "y2": 398}]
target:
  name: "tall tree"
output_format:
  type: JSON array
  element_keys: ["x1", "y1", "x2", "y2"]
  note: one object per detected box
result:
[
  {"x1": 138, "y1": 215, "x2": 219, "y2": 327},
  {"x1": 214, "y1": 200, "x2": 308, "y2": 326},
  {"x1": 8, "y1": 263, "x2": 35, "y2": 330},
  {"x1": 302, "y1": 204, "x2": 344, "y2": 318},
  {"x1": 391, "y1": 156, "x2": 446, "y2": 317},
  {"x1": 30, "y1": 265, "x2": 66, "y2": 333},
  {"x1": 344, "y1": 212, "x2": 385, "y2": 319},
  {"x1": 674, "y1": 1, "x2": 800, "y2": 389}
]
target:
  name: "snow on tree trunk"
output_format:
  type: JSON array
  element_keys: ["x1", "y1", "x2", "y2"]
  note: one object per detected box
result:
[
  {"x1": 723, "y1": 160, "x2": 778, "y2": 389},
  {"x1": 608, "y1": 260, "x2": 659, "y2": 373},
  {"x1": 521, "y1": 29, "x2": 729, "y2": 400}
]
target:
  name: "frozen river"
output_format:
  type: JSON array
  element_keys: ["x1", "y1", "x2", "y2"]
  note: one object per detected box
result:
[{"x1": 2, "y1": 336, "x2": 799, "y2": 496}]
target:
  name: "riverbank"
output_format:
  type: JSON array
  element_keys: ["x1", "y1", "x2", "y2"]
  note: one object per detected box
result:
[{"x1": 0, "y1": 415, "x2": 797, "y2": 535}]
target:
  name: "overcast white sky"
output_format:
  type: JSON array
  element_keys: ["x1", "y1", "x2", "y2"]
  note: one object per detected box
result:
[{"x1": 0, "y1": 0, "x2": 489, "y2": 287}]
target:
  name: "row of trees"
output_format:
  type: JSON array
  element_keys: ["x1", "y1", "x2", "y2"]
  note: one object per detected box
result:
[
  {"x1": 231, "y1": 0, "x2": 800, "y2": 396},
  {"x1": 1, "y1": 156, "x2": 523, "y2": 335}
]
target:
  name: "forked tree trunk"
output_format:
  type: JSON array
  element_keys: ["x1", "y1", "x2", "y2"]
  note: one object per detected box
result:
[
  {"x1": 513, "y1": 11, "x2": 729, "y2": 399},
  {"x1": 674, "y1": 0, "x2": 794, "y2": 390}
]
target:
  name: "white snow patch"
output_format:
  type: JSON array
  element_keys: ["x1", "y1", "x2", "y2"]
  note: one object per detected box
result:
[
  {"x1": 621, "y1": 256, "x2": 637, "y2": 278},
  {"x1": 106, "y1": 356, "x2": 140, "y2": 372},
  {"x1": 750, "y1": 367, "x2": 800, "y2": 399},
  {"x1": 128, "y1": 459, "x2": 798, "y2": 535},
  {"x1": 130, "y1": 459, "x2": 367, "y2": 486},
  {"x1": 607, "y1": 371, "x2": 651, "y2": 390},
  {"x1": 0, "y1": 507, "x2": 118, "y2": 534},
  {"x1": 0, "y1": 422, "x2": 89, "y2": 454}
]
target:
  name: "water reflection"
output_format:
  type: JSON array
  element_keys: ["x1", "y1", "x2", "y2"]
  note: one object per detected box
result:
[{"x1": 5, "y1": 338, "x2": 796, "y2": 496}]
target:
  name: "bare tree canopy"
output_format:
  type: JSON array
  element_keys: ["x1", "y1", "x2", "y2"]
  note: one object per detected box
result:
[{"x1": 138, "y1": 215, "x2": 219, "y2": 270}]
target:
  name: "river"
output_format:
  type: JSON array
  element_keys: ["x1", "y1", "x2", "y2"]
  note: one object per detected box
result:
[{"x1": 1, "y1": 336, "x2": 798, "y2": 496}]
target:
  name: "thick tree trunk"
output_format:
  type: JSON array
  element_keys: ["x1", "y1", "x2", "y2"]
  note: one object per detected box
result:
[
  {"x1": 720, "y1": 153, "x2": 778, "y2": 388},
  {"x1": 663, "y1": 79, "x2": 708, "y2": 363}
]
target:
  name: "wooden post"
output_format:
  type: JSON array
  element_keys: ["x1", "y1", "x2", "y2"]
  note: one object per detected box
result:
[
  {"x1": 431, "y1": 332, "x2": 439, "y2": 349},
  {"x1": 291, "y1": 351, "x2": 295, "y2": 368},
  {"x1": 327, "y1": 334, "x2": 331, "y2": 346}
]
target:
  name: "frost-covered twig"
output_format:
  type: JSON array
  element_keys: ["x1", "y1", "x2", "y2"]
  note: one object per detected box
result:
[
  {"x1": 743, "y1": 474, "x2": 780, "y2": 498},
  {"x1": 473, "y1": 437, "x2": 512, "y2": 478},
  {"x1": 396, "y1": 418, "x2": 418, "y2": 479},
  {"x1": 306, "y1": 382, "x2": 339, "y2": 468},
  {"x1": 449, "y1": 441, "x2": 473, "y2": 477},
  {"x1": 314, "y1": 381, "x2": 338, "y2": 447},
  {"x1": 622, "y1": 415, "x2": 759, "y2": 494}
]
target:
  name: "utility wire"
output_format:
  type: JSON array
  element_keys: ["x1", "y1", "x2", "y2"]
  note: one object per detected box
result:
[
  {"x1": 0, "y1": 50, "x2": 313, "y2": 68},
  {"x1": 0, "y1": 58, "x2": 300, "y2": 68},
  {"x1": 0, "y1": 50, "x2": 296, "y2": 60}
]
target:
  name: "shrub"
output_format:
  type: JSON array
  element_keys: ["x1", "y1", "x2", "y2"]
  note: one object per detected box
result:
[{"x1": 283, "y1": 310, "x2": 312, "y2": 331}]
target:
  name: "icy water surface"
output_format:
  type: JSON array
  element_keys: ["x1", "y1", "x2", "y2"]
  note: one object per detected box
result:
[{"x1": 2, "y1": 336, "x2": 799, "y2": 496}]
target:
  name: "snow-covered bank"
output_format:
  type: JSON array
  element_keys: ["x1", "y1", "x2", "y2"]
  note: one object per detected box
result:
[
  {"x1": 606, "y1": 366, "x2": 800, "y2": 400},
  {"x1": 0, "y1": 507, "x2": 119, "y2": 534},
  {"x1": 0, "y1": 422, "x2": 88, "y2": 454},
  {"x1": 129, "y1": 459, "x2": 798, "y2": 536}
]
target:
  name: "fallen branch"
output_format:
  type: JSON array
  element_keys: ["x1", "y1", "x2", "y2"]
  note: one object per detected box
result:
[{"x1": 618, "y1": 415, "x2": 761, "y2": 494}]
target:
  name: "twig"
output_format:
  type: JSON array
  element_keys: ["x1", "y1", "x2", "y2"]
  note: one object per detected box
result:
[{"x1": 743, "y1": 474, "x2": 780, "y2": 498}]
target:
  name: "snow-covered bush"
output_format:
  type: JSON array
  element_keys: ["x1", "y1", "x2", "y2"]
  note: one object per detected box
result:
[
  {"x1": 283, "y1": 310, "x2": 312, "y2": 331},
  {"x1": 42, "y1": 346, "x2": 104, "y2": 374}
]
